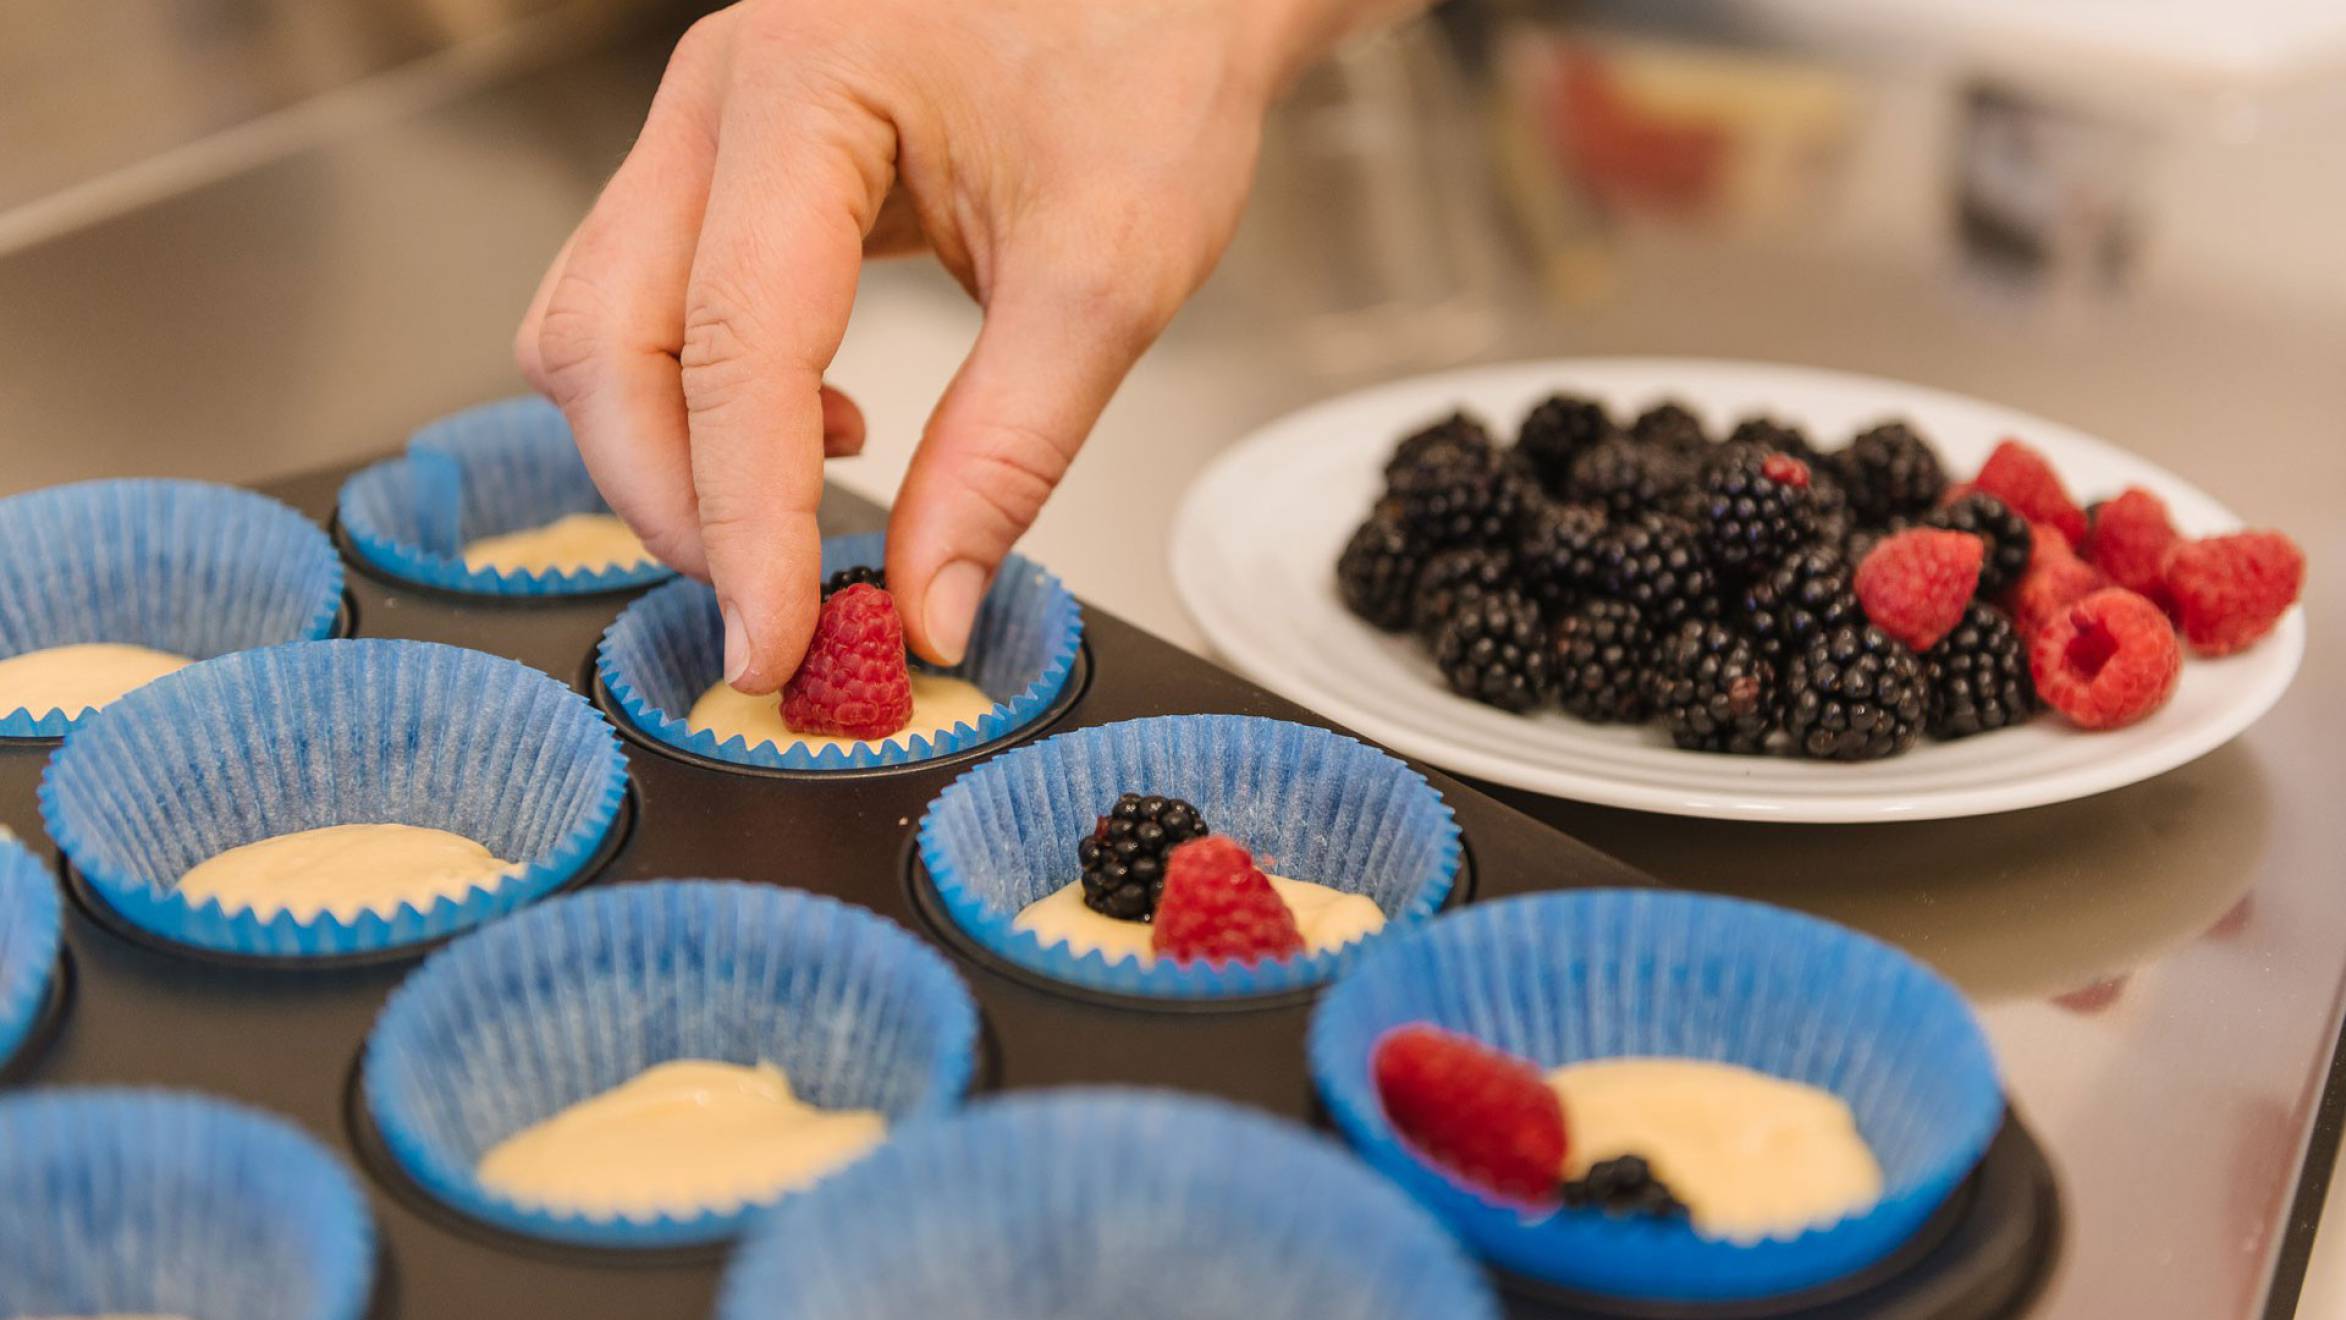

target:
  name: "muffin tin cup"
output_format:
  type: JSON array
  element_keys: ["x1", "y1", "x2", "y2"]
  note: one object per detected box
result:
[
  {"x1": 916, "y1": 714, "x2": 1462, "y2": 1002},
  {"x1": 338, "y1": 395, "x2": 675, "y2": 597},
  {"x1": 0, "y1": 1088, "x2": 376, "y2": 1320},
  {"x1": 0, "y1": 478, "x2": 343, "y2": 737},
  {"x1": 597, "y1": 531, "x2": 1082, "y2": 771},
  {"x1": 362, "y1": 880, "x2": 981, "y2": 1250},
  {"x1": 0, "y1": 835, "x2": 61, "y2": 1071},
  {"x1": 717, "y1": 1087, "x2": 1501, "y2": 1319},
  {"x1": 1307, "y1": 889, "x2": 2006, "y2": 1304},
  {"x1": 38, "y1": 638, "x2": 628, "y2": 959}
]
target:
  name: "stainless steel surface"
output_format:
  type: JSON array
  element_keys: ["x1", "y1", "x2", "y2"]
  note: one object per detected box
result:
[{"x1": 0, "y1": 16, "x2": 2341, "y2": 1318}]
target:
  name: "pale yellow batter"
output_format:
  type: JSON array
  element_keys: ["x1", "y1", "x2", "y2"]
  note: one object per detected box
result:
[
  {"x1": 0, "y1": 643, "x2": 190, "y2": 717},
  {"x1": 461, "y1": 512, "x2": 651, "y2": 574},
  {"x1": 175, "y1": 823, "x2": 518, "y2": 922},
  {"x1": 476, "y1": 1060, "x2": 885, "y2": 1218},
  {"x1": 1013, "y1": 875, "x2": 1386, "y2": 965},
  {"x1": 1546, "y1": 1058, "x2": 1882, "y2": 1242},
  {"x1": 687, "y1": 672, "x2": 999, "y2": 755}
]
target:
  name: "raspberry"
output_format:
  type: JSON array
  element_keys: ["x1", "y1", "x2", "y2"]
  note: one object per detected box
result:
[
  {"x1": 2163, "y1": 531, "x2": 2306, "y2": 656},
  {"x1": 2084, "y1": 487, "x2": 2181, "y2": 613},
  {"x1": 780, "y1": 583, "x2": 913, "y2": 740},
  {"x1": 1150, "y1": 836, "x2": 1306, "y2": 965},
  {"x1": 1078, "y1": 793, "x2": 1210, "y2": 921},
  {"x1": 2003, "y1": 521, "x2": 2108, "y2": 638},
  {"x1": 2030, "y1": 588, "x2": 2182, "y2": 730},
  {"x1": 1371, "y1": 1024, "x2": 1566, "y2": 1206},
  {"x1": 1855, "y1": 529, "x2": 1982, "y2": 652},
  {"x1": 1972, "y1": 439, "x2": 2087, "y2": 549},
  {"x1": 1922, "y1": 491, "x2": 2032, "y2": 599}
]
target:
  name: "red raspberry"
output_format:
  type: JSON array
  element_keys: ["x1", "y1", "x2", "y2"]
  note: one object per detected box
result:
[
  {"x1": 2029, "y1": 588, "x2": 2181, "y2": 730},
  {"x1": 1973, "y1": 439, "x2": 2087, "y2": 548},
  {"x1": 780, "y1": 583, "x2": 914, "y2": 739},
  {"x1": 1371, "y1": 1024, "x2": 1566, "y2": 1206},
  {"x1": 2003, "y1": 521, "x2": 2108, "y2": 638},
  {"x1": 2162, "y1": 531, "x2": 2306, "y2": 657},
  {"x1": 1150, "y1": 836, "x2": 1306, "y2": 965},
  {"x1": 2085, "y1": 487, "x2": 2181, "y2": 613},
  {"x1": 1854, "y1": 528, "x2": 1982, "y2": 652}
]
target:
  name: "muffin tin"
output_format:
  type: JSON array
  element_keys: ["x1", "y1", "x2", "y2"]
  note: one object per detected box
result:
[{"x1": 0, "y1": 460, "x2": 2060, "y2": 1318}]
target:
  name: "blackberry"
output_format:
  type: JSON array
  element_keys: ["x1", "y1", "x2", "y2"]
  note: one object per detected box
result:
[
  {"x1": 1923, "y1": 604, "x2": 2037, "y2": 739},
  {"x1": 1566, "y1": 436, "x2": 1693, "y2": 517},
  {"x1": 1077, "y1": 793, "x2": 1210, "y2": 920},
  {"x1": 1514, "y1": 394, "x2": 1618, "y2": 495},
  {"x1": 1631, "y1": 401, "x2": 1711, "y2": 456},
  {"x1": 1923, "y1": 491, "x2": 2032, "y2": 599},
  {"x1": 1410, "y1": 545, "x2": 1518, "y2": 644},
  {"x1": 1384, "y1": 411, "x2": 1495, "y2": 484},
  {"x1": 1390, "y1": 452, "x2": 1532, "y2": 550},
  {"x1": 1736, "y1": 546, "x2": 1860, "y2": 667},
  {"x1": 1841, "y1": 517, "x2": 1911, "y2": 570},
  {"x1": 1512, "y1": 501, "x2": 1608, "y2": 614},
  {"x1": 1725, "y1": 415, "x2": 1821, "y2": 465},
  {"x1": 1650, "y1": 620, "x2": 1777, "y2": 754},
  {"x1": 1833, "y1": 421, "x2": 1947, "y2": 526},
  {"x1": 1336, "y1": 505, "x2": 1426, "y2": 632},
  {"x1": 1562, "y1": 1156, "x2": 1687, "y2": 1220},
  {"x1": 1596, "y1": 512, "x2": 1722, "y2": 630},
  {"x1": 1684, "y1": 444, "x2": 1818, "y2": 577},
  {"x1": 822, "y1": 565, "x2": 887, "y2": 597},
  {"x1": 1783, "y1": 624, "x2": 1927, "y2": 761},
  {"x1": 1551, "y1": 598, "x2": 1654, "y2": 724},
  {"x1": 1434, "y1": 591, "x2": 1553, "y2": 712}
]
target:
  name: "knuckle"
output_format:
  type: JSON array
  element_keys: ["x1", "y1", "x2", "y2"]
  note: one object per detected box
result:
[
  {"x1": 667, "y1": 12, "x2": 728, "y2": 73},
  {"x1": 532, "y1": 297, "x2": 612, "y2": 401},
  {"x1": 677, "y1": 281, "x2": 762, "y2": 415},
  {"x1": 955, "y1": 423, "x2": 1067, "y2": 531}
]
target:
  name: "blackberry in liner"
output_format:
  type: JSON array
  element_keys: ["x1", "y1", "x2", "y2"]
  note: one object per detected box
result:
[
  {"x1": 1923, "y1": 491, "x2": 2033, "y2": 599},
  {"x1": 1923, "y1": 604, "x2": 2037, "y2": 739},
  {"x1": 1410, "y1": 544, "x2": 1518, "y2": 644},
  {"x1": 1736, "y1": 545, "x2": 1860, "y2": 667},
  {"x1": 1078, "y1": 792, "x2": 1210, "y2": 921},
  {"x1": 1551, "y1": 598, "x2": 1654, "y2": 724},
  {"x1": 1434, "y1": 590, "x2": 1553, "y2": 713},
  {"x1": 1597, "y1": 511, "x2": 1721, "y2": 630},
  {"x1": 1384, "y1": 412, "x2": 1496, "y2": 484},
  {"x1": 1630, "y1": 400, "x2": 1711, "y2": 456},
  {"x1": 1512, "y1": 501, "x2": 1608, "y2": 615},
  {"x1": 1337, "y1": 505, "x2": 1426, "y2": 632},
  {"x1": 1389, "y1": 451, "x2": 1531, "y2": 550},
  {"x1": 1565, "y1": 436, "x2": 1691, "y2": 518},
  {"x1": 1562, "y1": 1155, "x2": 1688, "y2": 1221},
  {"x1": 1833, "y1": 421, "x2": 1946, "y2": 527},
  {"x1": 1650, "y1": 619, "x2": 1777, "y2": 754},
  {"x1": 1514, "y1": 394, "x2": 1618, "y2": 495},
  {"x1": 822, "y1": 564, "x2": 887, "y2": 597},
  {"x1": 1684, "y1": 444, "x2": 1818, "y2": 577},
  {"x1": 1784, "y1": 623, "x2": 1927, "y2": 761}
]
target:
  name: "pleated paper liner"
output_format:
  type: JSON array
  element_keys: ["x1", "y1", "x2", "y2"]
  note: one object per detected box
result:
[
  {"x1": 0, "y1": 478, "x2": 342, "y2": 738},
  {"x1": 0, "y1": 834, "x2": 61, "y2": 1072},
  {"x1": 917, "y1": 714, "x2": 1461, "y2": 1001},
  {"x1": 1307, "y1": 889, "x2": 2005, "y2": 1303},
  {"x1": 363, "y1": 880, "x2": 980, "y2": 1249},
  {"x1": 597, "y1": 530, "x2": 1082, "y2": 771},
  {"x1": 718, "y1": 1087, "x2": 1500, "y2": 1319},
  {"x1": 338, "y1": 394, "x2": 675, "y2": 597},
  {"x1": 0, "y1": 1088, "x2": 376, "y2": 1320},
  {"x1": 39, "y1": 638, "x2": 627, "y2": 959}
]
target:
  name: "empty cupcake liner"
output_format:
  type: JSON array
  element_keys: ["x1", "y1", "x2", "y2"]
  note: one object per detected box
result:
[
  {"x1": 338, "y1": 395, "x2": 674, "y2": 596},
  {"x1": 0, "y1": 835, "x2": 62, "y2": 1071},
  {"x1": 0, "y1": 478, "x2": 343, "y2": 738},
  {"x1": 1308, "y1": 889, "x2": 2005, "y2": 1303},
  {"x1": 598, "y1": 530, "x2": 1082, "y2": 771},
  {"x1": 0, "y1": 1088, "x2": 375, "y2": 1320},
  {"x1": 364, "y1": 879, "x2": 980, "y2": 1248},
  {"x1": 718, "y1": 1087, "x2": 1499, "y2": 1319},
  {"x1": 917, "y1": 714, "x2": 1461, "y2": 1001},
  {"x1": 39, "y1": 638, "x2": 627, "y2": 959}
]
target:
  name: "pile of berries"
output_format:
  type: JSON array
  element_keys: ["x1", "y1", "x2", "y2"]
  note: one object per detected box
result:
[{"x1": 1336, "y1": 399, "x2": 2305, "y2": 758}]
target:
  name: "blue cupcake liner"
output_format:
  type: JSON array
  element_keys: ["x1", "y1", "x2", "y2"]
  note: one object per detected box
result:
[
  {"x1": 917, "y1": 714, "x2": 1461, "y2": 1001},
  {"x1": 39, "y1": 638, "x2": 628, "y2": 959},
  {"x1": 719, "y1": 1087, "x2": 1500, "y2": 1319},
  {"x1": 364, "y1": 879, "x2": 980, "y2": 1249},
  {"x1": 0, "y1": 1087, "x2": 375, "y2": 1320},
  {"x1": 338, "y1": 395, "x2": 675, "y2": 596},
  {"x1": 0, "y1": 478, "x2": 343, "y2": 738},
  {"x1": 597, "y1": 530, "x2": 1082, "y2": 771},
  {"x1": 1308, "y1": 889, "x2": 2005, "y2": 1303},
  {"x1": 0, "y1": 835, "x2": 62, "y2": 1071}
]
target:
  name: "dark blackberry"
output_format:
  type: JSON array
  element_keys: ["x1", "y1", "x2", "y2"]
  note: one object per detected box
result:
[
  {"x1": 1389, "y1": 452, "x2": 1532, "y2": 550},
  {"x1": 1923, "y1": 491, "x2": 2032, "y2": 599},
  {"x1": 1512, "y1": 501, "x2": 1608, "y2": 614},
  {"x1": 1410, "y1": 545, "x2": 1519, "y2": 644},
  {"x1": 1725, "y1": 415, "x2": 1821, "y2": 465},
  {"x1": 1783, "y1": 624, "x2": 1927, "y2": 761},
  {"x1": 1684, "y1": 444, "x2": 1818, "y2": 577},
  {"x1": 1561, "y1": 1156, "x2": 1687, "y2": 1220},
  {"x1": 1514, "y1": 394, "x2": 1618, "y2": 495},
  {"x1": 1735, "y1": 546, "x2": 1860, "y2": 667},
  {"x1": 1833, "y1": 421, "x2": 1947, "y2": 526},
  {"x1": 1650, "y1": 620, "x2": 1777, "y2": 754},
  {"x1": 1434, "y1": 591, "x2": 1553, "y2": 712},
  {"x1": 1842, "y1": 518, "x2": 1911, "y2": 570},
  {"x1": 1384, "y1": 411, "x2": 1496, "y2": 484},
  {"x1": 1077, "y1": 793, "x2": 1210, "y2": 920},
  {"x1": 1336, "y1": 505, "x2": 1426, "y2": 632},
  {"x1": 1631, "y1": 401, "x2": 1711, "y2": 456},
  {"x1": 1551, "y1": 598, "x2": 1654, "y2": 724},
  {"x1": 822, "y1": 565, "x2": 887, "y2": 597},
  {"x1": 1923, "y1": 604, "x2": 2037, "y2": 739},
  {"x1": 1596, "y1": 512, "x2": 1721, "y2": 630},
  {"x1": 1565, "y1": 436, "x2": 1693, "y2": 517}
]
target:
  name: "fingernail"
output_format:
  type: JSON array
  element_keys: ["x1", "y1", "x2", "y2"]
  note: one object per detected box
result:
[
  {"x1": 721, "y1": 601, "x2": 751, "y2": 686},
  {"x1": 924, "y1": 560, "x2": 986, "y2": 665}
]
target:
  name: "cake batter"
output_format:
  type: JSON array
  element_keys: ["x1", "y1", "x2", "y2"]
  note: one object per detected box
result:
[
  {"x1": 0, "y1": 643, "x2": 190, "y2": 717},
  {"x1": 175, "y1": 823, "x2": 518, "y2": 922},
  {"x1": 688, "y1": 671, "x2": 998, "y2": 755},
  {"x1": 462, "y1": 512, "x2": 651, "y2": 574},
  {"x1": 1014, "y1": 875, "x2": 1386, "y2": 965}
]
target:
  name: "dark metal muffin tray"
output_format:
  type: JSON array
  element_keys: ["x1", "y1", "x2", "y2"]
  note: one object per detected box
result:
[{"x1": 0, "y1": 462, "x2": 2060, "y2": 1318}]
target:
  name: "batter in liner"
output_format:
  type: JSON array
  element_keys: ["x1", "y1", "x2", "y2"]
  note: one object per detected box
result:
[
  {"x1": 462, "y1": 512, "x2": 651, "y2": 574},
  {"x1": 1014, "y1": 875, "x2": 1385, "y2": 965},
  {"x1": 688, "y1": 672, "x2": 998, "y2": 756},
  {"x1": 175, "y1": 823, "x2": 518, "y2": 921},
  {"x1": 0, "y1": 643, "x2": 190, "y2": 717}
]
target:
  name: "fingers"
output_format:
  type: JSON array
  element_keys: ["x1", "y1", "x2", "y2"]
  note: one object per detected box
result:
[
  {"x1": 820, "y1": 384, "x2": 867, "y2": 457},
  {"x1": 514, "y1": 227, "x2": 577, "y2": 390}
]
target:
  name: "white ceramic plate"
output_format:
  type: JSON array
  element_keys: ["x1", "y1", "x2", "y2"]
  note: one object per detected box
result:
[{"x1": 1170, "y1": 359, "x2": 2304, "y2": 822}]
